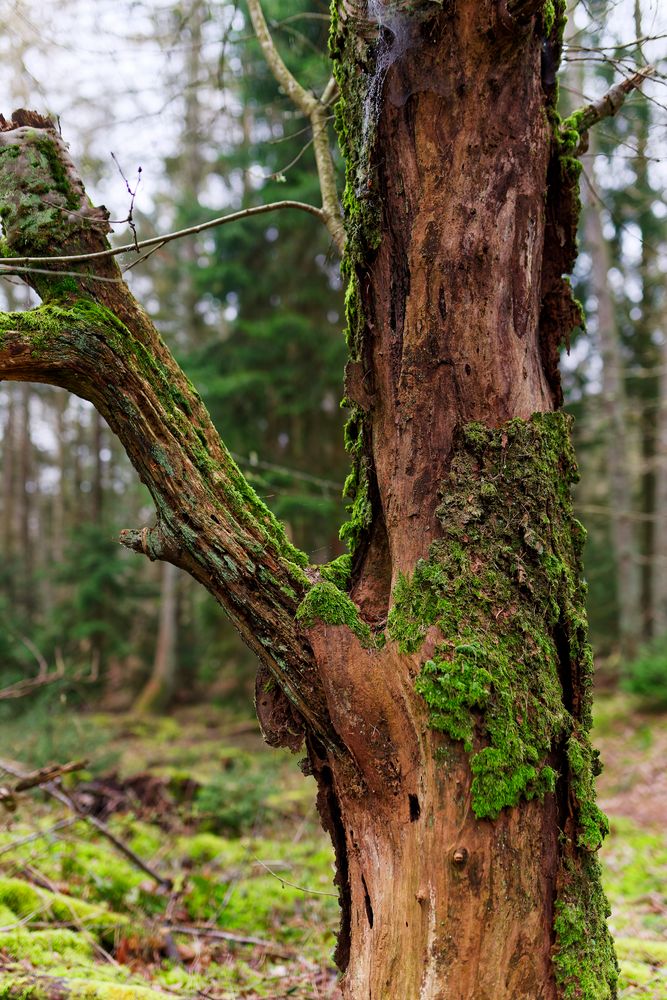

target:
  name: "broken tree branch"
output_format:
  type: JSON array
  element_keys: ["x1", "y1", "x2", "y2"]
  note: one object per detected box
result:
[
  {"x1": 564, "y1": 66, "x2": 656, "y2": 155},
  {"x1": 0, "y1": 760, "x2": 87, "y2": 812},
  {"x1": 163, "y1": 923, "x2": 296, "y2": 957},
  {"x1": 0, "y1": 654, "x2": 65, "y2": 701}
]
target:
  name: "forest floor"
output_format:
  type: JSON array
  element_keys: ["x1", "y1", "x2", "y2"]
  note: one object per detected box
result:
[{"x1": 0, "y1": 694, "x2": 664, "y2": 999}]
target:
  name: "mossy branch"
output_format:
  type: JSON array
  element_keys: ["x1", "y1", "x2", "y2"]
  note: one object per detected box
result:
[
  {"x1": 0, "y1": 113, "x2": 345, "y2": 755},
  {"x1": 561, "y1": 66, "x2": 655, "y2": 156}
]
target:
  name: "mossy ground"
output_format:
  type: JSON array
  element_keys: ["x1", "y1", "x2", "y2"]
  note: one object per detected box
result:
[
  {"x1": 0, "y1": 700, "x2": 663, "y2": 998},
  {"x1": 0, "y1": 707, "x2": 339, "y2": 999}
]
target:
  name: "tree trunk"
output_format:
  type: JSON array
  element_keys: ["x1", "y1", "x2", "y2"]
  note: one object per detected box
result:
[
  {"x1": 17, "y1": 383, "x2": 34, "y2": 622},
  {"x1": 652, "y1": 297, "x2": 667, "y2": 637},
  {"x1": 317, "y1": 1, "x2": 615, "y2": 994},
  {"x1": 629, "y1": 0, "x2": 659, "y2": 641},
  {"x1": 583, "y1": 172, "x2": 640, "y2": 656},
  {"x1": 134, "y1": 560, "x2": 179, "y2": 714},
  {"x1": 0, "y1": 1, "x2": 618, "y2": 993},
  {"x1": 1, "y1": 384, "x2": 16, "y2": 578}
]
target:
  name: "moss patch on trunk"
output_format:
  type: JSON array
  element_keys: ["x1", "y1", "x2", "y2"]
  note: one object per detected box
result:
[
  {"x1": 387, "y1": 411, "x2": 617, "y2": 995},
  {"x1": 388, "y1": 413, "x2": 590, "y2": 817}
]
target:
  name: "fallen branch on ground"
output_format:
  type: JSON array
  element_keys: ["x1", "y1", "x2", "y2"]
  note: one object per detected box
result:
[
  {"x1": 0, "y1": 760, "x2": 87, "y2": 812},
  {"x1": 0, "y1": 758, "x2": 172, "y2": 889}
]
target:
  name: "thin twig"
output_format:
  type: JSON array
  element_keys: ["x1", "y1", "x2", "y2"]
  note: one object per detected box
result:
[
  {"x1": 0, "y1": 200, "x2": 328, "y2": 268},
  {"x1": 164, "y1": 922, "x2": 296, "y2": 956},
  {"x1": 0, "y1": 817, "x2": 77, "y2": 858},
  {"x1": 253, "y1": 857, "x2": 337, "y2": 897}
]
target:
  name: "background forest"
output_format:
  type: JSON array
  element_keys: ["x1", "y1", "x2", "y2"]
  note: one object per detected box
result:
[{"x1": 0, "y1": 0, "x2": 665, "y2": 997}]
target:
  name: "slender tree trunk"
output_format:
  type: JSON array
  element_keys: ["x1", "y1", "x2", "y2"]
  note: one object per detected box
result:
[
  {"x1": 52, "y1": 391, "x2": 67, "y2": 565},
  {"x1": 91, "y1": 408, "x2": 104, "y2": 524},
  {"x1": 652, "y1": 300, "x2": 667, "y2": 636},
  {"x1": 2, "y1": 385, "x2": 16, "y2": 581},
  {"x1": 134, "y1": 560, "x2": 179, "y2": 714},
  {"x1": 17, "y1": 384, "x2": 34, "y2": 622},
  {"x1": 584, "y1": 179, "x2": 640, "y2": 656},
  {"x1": 630, "y1": 0, "x2": 659, "y2": 640}
]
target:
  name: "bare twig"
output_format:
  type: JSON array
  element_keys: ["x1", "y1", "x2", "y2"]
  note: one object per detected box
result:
[
  {"x1": 0, "y1": 817, "x2": 77, "y2": 858},
  {"x1": 164, "y1": 923, "x2": 296, "y2": 957},
  {"x1": 253, "y1": 856, "x2": 337, "y2": 897},
  {"x1": 0, "y1": 199, "x2": 328, "y2": 268},
  {"x1": 110, "y1": 152, "x2": 142, "y2": 251}
]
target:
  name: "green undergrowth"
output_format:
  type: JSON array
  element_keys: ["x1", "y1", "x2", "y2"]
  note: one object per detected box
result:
[
  {"x1": 0, "y1": 709, "x2": 338, "y2": 998},
  {"x1": 0, "y1": 705, "x2": 664, "y2": 997}
]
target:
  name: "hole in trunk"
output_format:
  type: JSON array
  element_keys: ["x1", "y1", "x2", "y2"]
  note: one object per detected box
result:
[
  {"x1": 361, "y1": 873, "x2": 374, "y2": 928},
  {"x1": 311, "y1": 758, "x2": 351, "y2": 972},
  {"x1": 408, "y1": 793, "x2": 421, "y2": 821}
]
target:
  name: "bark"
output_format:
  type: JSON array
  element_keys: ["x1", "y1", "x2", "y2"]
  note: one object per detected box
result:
[{"x1": 0, "y1": 1, "x2": 620, "y2": 992}]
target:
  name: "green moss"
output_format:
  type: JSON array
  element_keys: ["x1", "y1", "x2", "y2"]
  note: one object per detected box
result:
[
  {"x1": 387, "y1": 412, "x2": 615, "y2": 992},
  {"x1": 0, "y1": 967, "x2": 173, "y2": 998},
  {"x1": 338, "y1": 407, "x2": 372, "y2": 554},
  {"x1": 389, "y1": 413, "x2": 589, "y2": 818},
  {"x1": 33, "y1": 137, "x2": 79, "y2": 209},
  {"x1": 0, "y1": 132, "x2": 82, "y2": 256},
  {"x1": 330, "y1": 5, "x2": 384, "y2": 566},
  {"x1": 0, "y1": 876, "x2": 128, "y2": 940},
  {"x1": 542, "y1": 0, "x2": 556, "y2": 35},
  {"x1": 0, "y1": 928, "x2": 95, "y2": 967},
  {"x1": 297, "y1": 581, "x2": 373, "y2": 646},
  {"x1": 566, "y1": 733, "x2": 609, "y2": 853},
  {"x1": 553, "y1": 857, "x2": 619, "y2": 998},
  {"x1": 319, "y1": 552, "x2": 353, "y2": 591}
]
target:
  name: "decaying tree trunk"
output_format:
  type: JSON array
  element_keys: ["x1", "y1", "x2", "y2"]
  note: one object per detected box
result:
[{"x1": 0, "y1": 0, "x2": 648, "y2": 992}]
